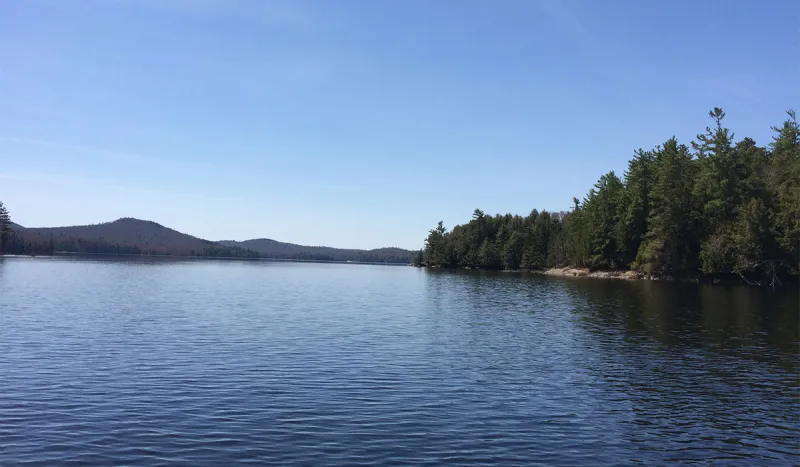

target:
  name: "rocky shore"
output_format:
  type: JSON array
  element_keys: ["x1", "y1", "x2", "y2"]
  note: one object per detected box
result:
[{"x1": 542, "y1": 267, "x2": 643, "y2": 280}]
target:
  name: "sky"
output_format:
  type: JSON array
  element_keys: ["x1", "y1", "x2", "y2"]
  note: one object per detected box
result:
[{"x1": 0, "y1": 0, "x2": 797, "y2": 250}]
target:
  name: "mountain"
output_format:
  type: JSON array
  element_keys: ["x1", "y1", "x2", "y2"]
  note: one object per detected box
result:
[
  {"x1": 219, "y1": 238, "x2": 415, "y2": 264},
  {"x1": 4, "y1": 218, "x2": 415, "y2": 263},
  {"x1": 6, "y1": 218, "x2": 258, "y2": 258}
]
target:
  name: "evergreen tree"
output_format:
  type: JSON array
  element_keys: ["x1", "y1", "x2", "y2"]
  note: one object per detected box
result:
[
  {"x1": 414, "y1": 249, "x2": 425, "y2": 266},
  {"x1": 419, "y1": 108, "x2": 797, "y2": 285},
  {"x1": 478, "y1": 238, "x2": 501, "y2": 269},
  {"x1": 693, "y1": 107, "x2": 738, "y2": 225},
  {"x1": 583, "y1": 171, "x2": 625, "y2": 268},
  {"x1": 521, "y1": 210, "x2": 559, "y2": 269},
  {"x1": 768, "y1": 110, "x2": 800, "y2": 273},
  {"x1": 424, "y1": 221, "x2": 447, "y2": 266},
  {"x1": 563, "y1": 198, "x2": 590, "y2": 267},
  {"x1": 0, "y1": 201, "x2": 11, "y2": 254},
  {"x1": 635, "y1": 138, "x2": 697, "y2": 275},
  {"x1": 730, "y1": 197, "x2": 772, "y2": 279},
  {"x1": 618, "y1": 149, "x2": 655, "y2": 265},
  {"x1": 692, "y1": 108, "x2": 750, "y2": 273},
  {"x1": 503, "y1": 230, "x2": 524, "y2": 270}
]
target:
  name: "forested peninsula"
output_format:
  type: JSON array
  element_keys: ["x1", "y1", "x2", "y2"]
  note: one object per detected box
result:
[{"x1": 420, "y1": 109, "x2": 799, "y2": 286}]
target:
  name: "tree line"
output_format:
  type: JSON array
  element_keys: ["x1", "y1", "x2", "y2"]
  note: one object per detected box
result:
[
  {"x1": 0, "y1": 208, "x2": 412, "y2": 263},
  {"x1": 265, "y1": 251, "x2": 413, "y2": 264},
  {"x1": 0, "y1": 208, "x2": 261, "y2": 258},
  {"x1": 1, "y1": 232, "x2": 262, "y2": 258},
  {"x1": 421, "y1": 109, "x2": 799, "y2": 284},
  {"x1": 0, "y1": 201, "x2": 11, "y2": 254}
]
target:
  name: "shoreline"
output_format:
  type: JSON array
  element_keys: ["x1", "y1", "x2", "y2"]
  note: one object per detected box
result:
[
  {"x1": 423, "y1": 265, "x2": 796, "y2": 287},
  {"x1": 0, "y1": 253, "x2": 408, "y2": 266},
  {"x1": 541, "y1": 267, "x2": 643, "y2": 280},
  {"x1": 423, "y1": 265, "x2": 658, "y2": 280},
  {"x1": 536, "y1": 267, "x2": 745, "y2": 285}
]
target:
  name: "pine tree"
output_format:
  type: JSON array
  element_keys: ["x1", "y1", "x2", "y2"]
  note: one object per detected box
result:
[
  {"x1": 478, "y1": 238, "x2": 501, "y2": 269},
  {"x1": 503, "y1": 230, "x2": 524, "y2": 270},
  {"x1": 413, "y1": 249, "x2": 424, "y2": 266},
  {"x1": 693, "y1": 107, "x2": 737, "y2": 225},
  {"x1": 618, "y1": 149, "x2": 655, "y2": 266},
  {"x1": 424, "y1": 221, "x2": 447, "y2": 266},
  {"x1": 522, "y1": 211, "x2": 555, "y2": 269},
  {"x1": 583, "y1": 171, "x2": 625, "y2": 268},
  {"x1": 692, "y1": 108, "x2": 752, "y2": 273},
  {"x1": 0, "y1": 201, "x2": 11, "y2": 254},
  {"x1": 417, "y1": 108, "x2": 797, "y2": 283},
  {"x1": 635, "y1": 138, "x2": 697, "y2": 275},
  {"x1": 768, "y1": 110, "x2": 800, "y2": 273},
  {"x1": 724, "y1": 137, "x2": 779, "y2": 279},
  {"x1": 563, "y1": 198, "x2": 589, "y2": 267}
]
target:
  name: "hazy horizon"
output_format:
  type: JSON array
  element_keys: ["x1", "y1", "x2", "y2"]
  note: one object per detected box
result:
[{"x1": 2, "y1": 0, "x2": 797, "y2": 250}]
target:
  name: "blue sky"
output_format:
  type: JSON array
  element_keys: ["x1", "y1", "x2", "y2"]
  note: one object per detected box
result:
[{"x1": 1, "y1": 0, "x2": 797, "y2": 249}]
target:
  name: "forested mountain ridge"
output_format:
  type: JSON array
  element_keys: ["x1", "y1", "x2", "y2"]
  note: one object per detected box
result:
[
  {"x1": 3, "y1": 218, "x2": 259, "y2": 258},
  {"x1": 0, "y1": 216, "x2": 415, "y2": 263},
  {"x1": 422, "y1": 109, "x2": 799, "y2": 285},
  {"x1": 219, "y1": 239, "x2": 414, "y2": 263}
]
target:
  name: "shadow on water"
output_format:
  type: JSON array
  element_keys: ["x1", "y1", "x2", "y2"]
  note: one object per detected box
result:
[
  {"x1": 424, "y1": 269, "x2": 797, "y2": 356},
  {"x1": 423, "y1": 269, "x2": 799, "y2": 463},
  {"x1": 554, "y1": 277, "x2": 799, "y2": 462},
  {"x1": 424, "y1": 268, "x2": 798, "y2": 372},
  {"x1": 556, "y1": 277, "x2": 798, "y2": 361},
  {"x1": 1, "y1": 261, "x2": 796, "y2": 465}
]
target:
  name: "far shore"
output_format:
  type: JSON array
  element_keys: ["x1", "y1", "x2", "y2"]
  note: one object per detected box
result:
[{"x1": 0, "y1": 252, "x2": 408, "y2": 266}]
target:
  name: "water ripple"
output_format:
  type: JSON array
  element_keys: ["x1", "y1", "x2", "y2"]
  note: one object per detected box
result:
[{"x1": 0, "y1": 258, "x2": 797, "y2": 466}]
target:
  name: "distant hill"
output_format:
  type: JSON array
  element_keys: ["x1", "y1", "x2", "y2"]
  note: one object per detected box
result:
[
  {"x1": 6, "y1": 218, "x2": 258, "y2": 258},
  {"x1": 4, "y1": 218, "x2": 415, "y2": 263},
  {"x1": 219, "y1": 238, "x2": 415, "y2": 264}
]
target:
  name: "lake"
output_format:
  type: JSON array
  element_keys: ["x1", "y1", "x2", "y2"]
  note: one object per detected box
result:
[{"x1": 0, "y1": 257, "x2": 797, "y2": 466}]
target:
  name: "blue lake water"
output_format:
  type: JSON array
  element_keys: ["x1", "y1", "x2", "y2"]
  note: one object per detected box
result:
[{"x1": 0, "y1": 257, "x2": 797, "y2": 466}]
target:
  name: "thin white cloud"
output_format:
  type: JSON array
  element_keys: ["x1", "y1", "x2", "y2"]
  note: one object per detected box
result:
[
  {"x1": 0, "y1": 136, "x2": 161, "y2": 164},
  {"x1": 204, "y1": 55, "x2": 336, "y2": 89},
  {"x1": 0, "y1": 171, "x2": 243, "y2": 202},
  {"x1": 705, "y1": 77, "x2": 760, "y2": 103},
  {"x1": 0, "y1": 136, "x2": 363, "y2": 195},
  {"x1": 535, "y1": 0, "x2": 594, "y2": 51},
  {"x1": 532, "y1": 1, "x2": 762, "y2": 106},
  {"x1": 89, "y1": 0, "x2": 318, "y2": 27},
  {"x1": 319, "y1": 184, "x2": 365, "y2": 194}
]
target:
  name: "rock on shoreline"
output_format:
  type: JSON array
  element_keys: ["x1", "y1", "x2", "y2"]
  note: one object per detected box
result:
[{"x1": 543, "y1": 267, "x2": 642, "y2": 280}]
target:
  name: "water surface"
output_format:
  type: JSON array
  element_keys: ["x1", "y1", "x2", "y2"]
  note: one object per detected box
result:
[{"x1": 1, "y1": 258, "x2": 797, "y2": 466}]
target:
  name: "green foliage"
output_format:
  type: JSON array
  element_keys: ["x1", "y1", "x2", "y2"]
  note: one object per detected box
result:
[
  {"x1": 421, "y1": 209, "x2": 565, "y2": 271},
  {"x1": 635, "y1": 138, "x2": 697, "y2": 275},
  {"x1": 422, "y1": 108, "x2": 799, "y2": 284},
  {"x1": 618, "y1": 149, "x2": 655, "y2": 264},
  {"x1": 0, "y1": 201, "x2": 10, "y2": 254},
  {"x1": 768, "y1": 110, "x2": 800, "y2": 273},
  {"x1": 220, "y1": 239, "x2": 414, "y2": 263},
  {"x1": 4, "y1": 216, "x2": 413, "y2": 262},
  {"x1": 413, "y1": 249, "x2": 425, "y2": 266},
  {"x1": 424, "y1": 221, "x2": 448, "y2": 266},
  {"x1": 583, "y1": 171, "x2": 626, "y2": 269},
  {"x1": 478, "y1": 238, "x2": 502, "y2": 269}
]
